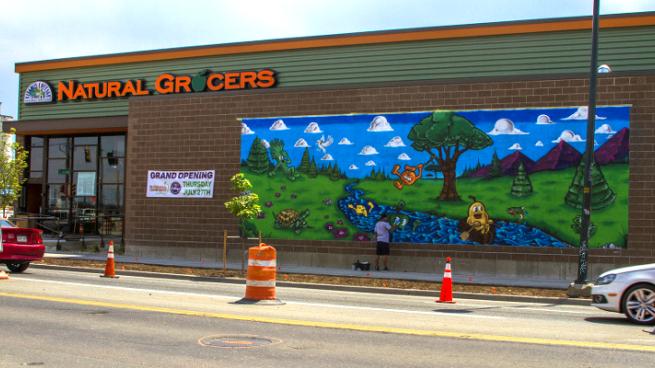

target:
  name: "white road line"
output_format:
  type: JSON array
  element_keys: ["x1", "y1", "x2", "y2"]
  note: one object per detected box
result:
[{"x1": 11, "y1": 278, "x2": 504, "y2": 320}]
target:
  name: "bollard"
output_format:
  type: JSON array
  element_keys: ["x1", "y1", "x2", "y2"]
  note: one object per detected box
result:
[{"x1": 233, "y1": 243, "x2": 284, "y2": 305}]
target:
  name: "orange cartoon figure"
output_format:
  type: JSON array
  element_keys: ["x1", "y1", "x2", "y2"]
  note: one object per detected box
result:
[{"x1": 392, "y1": 164, "x2": 423, "y2": 190}]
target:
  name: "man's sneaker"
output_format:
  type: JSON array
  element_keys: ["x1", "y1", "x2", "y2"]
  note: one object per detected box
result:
[{"x1": 384, "y1": 267, "x2": 389, "y2": 271}]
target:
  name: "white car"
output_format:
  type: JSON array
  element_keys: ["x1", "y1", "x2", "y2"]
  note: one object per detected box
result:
[{"x1": 591, "y1": 263, "x2": 655, "y2": 325}]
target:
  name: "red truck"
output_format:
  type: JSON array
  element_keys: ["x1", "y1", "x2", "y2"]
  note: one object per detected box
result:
[{"x1": 1, "y1": 219, "x2": 45, "y2": 273}]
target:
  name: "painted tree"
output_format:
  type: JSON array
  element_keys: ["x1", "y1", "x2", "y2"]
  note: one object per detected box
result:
[
  {"x1": 489, "y1": 151, "x2": 502, "y2": 178},
  {"x1": 308, "y1": 158, "x2": 318, "y2": 178},
  {"x1": 245, "y1": 137, "x2": 270, "y2": 174},
  {"x1": 510, "y1": 161, "x2": 533, "y2": 197},
  {"x1": 298, "y1": 148, "x2": 311, "y2": 174},
  {"x1": 408, "y1": 111, "x2": 492, "y2": 201},
  {"x1": 565, "y1": 159, "x2": 616, "y2": 210},
  {"x1": 0, "y1": 129, "x2": 28, "y2": 217}
]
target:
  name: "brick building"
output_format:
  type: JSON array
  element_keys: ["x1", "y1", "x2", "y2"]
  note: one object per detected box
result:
[{"x1": 5, "y1": 13, "x2": 655, "y2": 280}]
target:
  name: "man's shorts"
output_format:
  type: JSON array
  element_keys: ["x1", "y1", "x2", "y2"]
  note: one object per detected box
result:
[{"x1": 376, "y1": 241, "x2": 390, "y2": 256}]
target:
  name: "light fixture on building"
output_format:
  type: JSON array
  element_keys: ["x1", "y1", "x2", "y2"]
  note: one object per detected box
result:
[{"x1": 597, "y1": 64, "x2": 612, "y2": 74}]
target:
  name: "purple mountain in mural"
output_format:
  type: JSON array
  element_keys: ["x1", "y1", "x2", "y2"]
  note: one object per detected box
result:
[
  {"x1": 595, "y1": 128, "x2": 629, "y2": 164},
  {"x1": 468, "y1": 151, "x2": 535, "y2": 177},
  {"x1": 532, "y1": 141, "x2": 582, "y2": 172}
]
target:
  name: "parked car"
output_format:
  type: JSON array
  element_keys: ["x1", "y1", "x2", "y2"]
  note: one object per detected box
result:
[
  {"x1": 591, "y1": 263, "x2": 655, "y2": 325},
  {"x1": 0, "y1": 219, "x2": 45, "y2": 273}
]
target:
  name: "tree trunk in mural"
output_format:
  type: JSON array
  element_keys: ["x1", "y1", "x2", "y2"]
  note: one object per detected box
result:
[
  {"x1": 439, "y1": 161, "x2": 459, "y2": 201},
  {"x1": 408, "y1": 110, "x2": 492, "y2": 202}
]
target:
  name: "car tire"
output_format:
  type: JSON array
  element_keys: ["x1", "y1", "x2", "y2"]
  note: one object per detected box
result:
[
  {"x1": 6, "y1": 262, "x2": 30, "y2": 273},
  {"x1": 622, "y1": 283, "x2": 655, "y2": 325}
]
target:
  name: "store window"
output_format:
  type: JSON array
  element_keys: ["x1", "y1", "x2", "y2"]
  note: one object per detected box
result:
[
  {"x1": 29, "y1": 137, "x2": 44, "y2": 178},
  {"x1": 29, "y1": 134, "x2": 125, "y2": 236}
]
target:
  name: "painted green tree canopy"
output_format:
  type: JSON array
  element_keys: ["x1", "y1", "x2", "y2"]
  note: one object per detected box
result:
[{"x1": 408, "y1": 111, "x2": 492, "y2": 200}]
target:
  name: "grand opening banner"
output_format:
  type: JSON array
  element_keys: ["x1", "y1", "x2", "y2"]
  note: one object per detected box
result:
[{"x1": 146, "y1": 170, "x2": 215, "y2": 198}]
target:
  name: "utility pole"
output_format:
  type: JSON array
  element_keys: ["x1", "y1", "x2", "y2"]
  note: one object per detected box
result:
[{"x1": 567, "y1": 0, "x2": 600, "y2": 298}]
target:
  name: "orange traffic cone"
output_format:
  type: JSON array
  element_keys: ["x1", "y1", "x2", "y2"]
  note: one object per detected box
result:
[
  {"x1": 101, "y1": 241, "x2": 119, "y2": 278},
  {"x1": 436, "y1": 257, "x2": 455, "y2": 303},
  {"x1": 0, "y1": 270, "x2": 9, "y2": 280}
]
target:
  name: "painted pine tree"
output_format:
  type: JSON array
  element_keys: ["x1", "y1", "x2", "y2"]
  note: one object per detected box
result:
[
  {"x1": 245, "y1": 137, "x2": 270, "y2": 174},
  {"x1": 565, "y1": 159, "x2": 616, "y2": 209},
  {"x1": 298, "y1": 148, "x2": 311, "y2": 174},
  {"x1": 308, "y1": 158, "x2": 318, "y2": 177},
  {"x1": 510, "y1": 161, "x2": 533, "y2": 197},
  {"x1": 489, "y1": 151, "x2": 502, "y2": 178}
]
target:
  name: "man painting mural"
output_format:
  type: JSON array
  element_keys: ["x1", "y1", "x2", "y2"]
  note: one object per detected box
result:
[{"x1": 374, "y1": 214, "x2": 395, "y2": 271}]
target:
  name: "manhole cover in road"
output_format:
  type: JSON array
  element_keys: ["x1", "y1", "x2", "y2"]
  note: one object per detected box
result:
[{"x1": 199, "y1": 335, "x2": 279, "y2": 349}]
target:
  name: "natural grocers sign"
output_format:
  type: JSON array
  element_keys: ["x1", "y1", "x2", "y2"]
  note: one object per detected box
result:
[
  {"x1": 23, "y1": 69, "x2": 276, "y2": 104},
  {"x1": 147, "y1": 170, "x2": 215, "y2": 198}
]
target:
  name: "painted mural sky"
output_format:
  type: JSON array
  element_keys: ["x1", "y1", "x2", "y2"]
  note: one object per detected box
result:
[{"x1": 241, "y1": 105, "x2": 630, "y2": 178}]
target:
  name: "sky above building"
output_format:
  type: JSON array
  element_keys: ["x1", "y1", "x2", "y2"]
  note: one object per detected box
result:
[{"x1": 1, "y1": 0, "x2": 654, "y2": 118}]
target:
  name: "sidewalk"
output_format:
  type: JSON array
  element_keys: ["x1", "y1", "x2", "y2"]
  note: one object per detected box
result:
[{"x1": 43, "y1": 250, "x2": 570, "y2": 289}]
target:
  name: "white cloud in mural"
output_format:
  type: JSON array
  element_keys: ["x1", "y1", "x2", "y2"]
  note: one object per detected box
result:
[
  {"x1": 348, "y1": 164, "x2": 359, "y2": 170},
  {"x1": 487, "y1": 118, "x2": 528, "y2": 135},
  {"x1": 241, "y1": 122, "x2": 255, "y2": 135},
  {"x1": 338, "y1": 137, "x2": 354, "y2": 145},
  {"x1": 552, "y1": 129, "x2": 585, "y2": 143},
  {"x1": 384, "y1": 136, "x2": 406, "y2": 147},
  {"x1": 304, "y1": 122, "x2": 323, "y2": 133},
  {"x1": 508, "y1": 143, "x2": 523, "y2": 150},
  {"x1": 269, "y1": 119, "x2": 290, "y2": 131},
  {"x1": 367, "y1": 115, "x2": 394, "y2": 132},
  {"x1": 536, "y1": 114, "x2": 554, "y2": 125},
  {"x1": 261, "y1": 139, "x2": 270, "y2": 149},
  {"x1": 535, "y1": 140, "x2": 544, "y2": 147},
  {"x1": 294, "y1": 138, "x2": 310, "y2": 148},
  {"x1": 364, "y1": 160, "x2": 376, "y2": 166},
  {"x1": 320, "y1": 153, "x2": 334, "y2": 161},
  {"x1": 397, "y1": 153, "x2": 412, "y2": 160},
  {"x1": 562, "y1": 106, "x2": 606, "y2": 120},
  {"x1": 358, "y1": 145, "x2": 379, "y2": 155},
  {"x1": 595, "y1": 123, "x2": 616, "y2": 134}
]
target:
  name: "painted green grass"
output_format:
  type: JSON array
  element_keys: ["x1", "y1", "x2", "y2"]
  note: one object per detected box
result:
[
  {"x1": 245, "y1": 173, "x2": 362, "y2": 240},
  {"x1": 245, "y1": 163, "x2": 629, "y2": 248}
]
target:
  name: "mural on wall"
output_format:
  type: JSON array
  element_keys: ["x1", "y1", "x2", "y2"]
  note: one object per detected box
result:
[{"x1": 240, "y1": 106, "x2": 630, "y2": 248}]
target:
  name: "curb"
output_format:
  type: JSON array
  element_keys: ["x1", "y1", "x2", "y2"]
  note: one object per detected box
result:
[{"x1": 31, "y1": 263, "x2": 591, "y2": 306}]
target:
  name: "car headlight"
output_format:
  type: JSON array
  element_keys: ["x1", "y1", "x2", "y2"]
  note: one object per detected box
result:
[{"x1": 595, "y1": 274, "x2": 616, "y2": 285}]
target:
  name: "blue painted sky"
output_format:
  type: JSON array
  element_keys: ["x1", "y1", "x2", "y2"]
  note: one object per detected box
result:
[
  {"x1": 241, "y1": 105, "x2": 630, "y2": 178},
  {"x1": 1, "y1": 0, "x2": 655, "y2": 119}
]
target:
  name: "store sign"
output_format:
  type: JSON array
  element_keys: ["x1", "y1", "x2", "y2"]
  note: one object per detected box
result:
[
  {"x1": 23, "y1": 81, "x2": 54, "y2": 104},
  {"x1": 147, "y1": 170, "x2": 215, "y2": 198},
  {"x1": 23, "y1": 69, "x2": 277, "y2": 104}
]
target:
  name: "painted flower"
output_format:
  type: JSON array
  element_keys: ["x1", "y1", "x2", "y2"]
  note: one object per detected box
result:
[
  {"x1": 264, "y1": 201, "x2": 273, "y2": 207},
  {"x1": 354, "y1": 233, "x2": 371, "y2": 241},
  {"x1": 332, "y1": 228, "x2": 349, "y2": 239},
  {"x1": 324, "y1": 223, "x2": 334, "y2": 231}
]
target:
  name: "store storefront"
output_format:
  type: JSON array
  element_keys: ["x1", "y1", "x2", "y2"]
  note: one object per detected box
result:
[{"x1": 5, "y1": 13, "x2": 655, "y2": 278}]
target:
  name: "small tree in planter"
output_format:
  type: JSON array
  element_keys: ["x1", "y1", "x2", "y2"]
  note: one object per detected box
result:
[{"x1": 224, "y1": 173, "x2": 262, "y2": 274}]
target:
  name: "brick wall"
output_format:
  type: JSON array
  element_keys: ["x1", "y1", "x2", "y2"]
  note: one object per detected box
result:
[{"x1": 125, "y1": 75, "x2": 655, "y2": 266}]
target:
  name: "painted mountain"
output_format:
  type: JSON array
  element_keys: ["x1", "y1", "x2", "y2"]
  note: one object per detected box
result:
[
  {"x1": 532, "y1": 140, "x2": 583, "y2": 172},
  {"x1": 468, "y1": 151, "x2": 535, "y2": 177},
  {"x1": 595, "y1": 128, "x2": 629, "y2": 164}
]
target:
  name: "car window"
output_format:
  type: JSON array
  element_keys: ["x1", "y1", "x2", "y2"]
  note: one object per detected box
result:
[{"x1": 0, "y1": 219, "x2": 16, "y2": 227}]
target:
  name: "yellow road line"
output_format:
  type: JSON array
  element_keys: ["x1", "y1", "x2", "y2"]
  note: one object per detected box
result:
[{"x1": 1, "y1": 291, "x2": 653, "y2": 353}]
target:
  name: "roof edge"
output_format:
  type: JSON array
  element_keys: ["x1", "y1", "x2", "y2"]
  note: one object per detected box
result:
[{"x1": 15, "y1": 12, "x2": 655, "y2": 73}]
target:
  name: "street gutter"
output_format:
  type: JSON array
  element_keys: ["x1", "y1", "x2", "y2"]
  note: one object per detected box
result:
[{"x1": 30, "y1": 263, "x2": 591, "y2": 306}]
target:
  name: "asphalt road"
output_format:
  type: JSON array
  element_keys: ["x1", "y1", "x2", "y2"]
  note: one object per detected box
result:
[{"x1": 1, "y1": 267, "x2": 653, "y2": 368}]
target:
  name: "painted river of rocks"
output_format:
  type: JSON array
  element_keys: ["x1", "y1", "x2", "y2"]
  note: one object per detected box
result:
[{"x1": 337, "y1": 183, "x2": 569, "y2": 248}]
